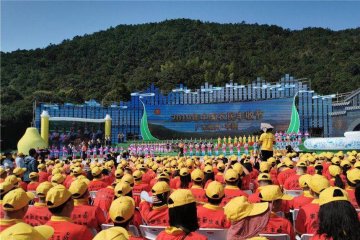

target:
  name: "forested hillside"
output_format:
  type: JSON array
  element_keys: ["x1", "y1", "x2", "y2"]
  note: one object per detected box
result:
[{"x1": 1, "y1": 19, "x2": 360, "y2": 149}]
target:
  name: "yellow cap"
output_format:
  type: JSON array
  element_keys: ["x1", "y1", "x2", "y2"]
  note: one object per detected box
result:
[
  {"x1": 179, "y1": 168, "x2": 190, "y2": 176},
  {"x1": 277, "y1": 162, "x2": 287, "y2": 169},
  {"x1": 93, "y1": 226, "x2": 129, "y2": 240},
  {"x1": 308, "y1": 174, "x2": 330, "y2": 193},
  {"x1": 354, "y1": 161, "x2": 360, "y2": 169},
  {"x1": 347, "y1": 156, "x2": 356, "y2": 164},
  {"x1": 225, "y1": 169, "x2": 239, "y2": 182},
  {"x1": 51, "y1": 168, "x2": 61, "y2": 175},
  {"x1": 114, "y1": 182, "x2": 132, "y2": 197},
  {"x1": 158, "y1": 172, "x2": 170, "y2": 181},
  {"x1": 91, "y1": 166, "x2": 102, "y2": 177},
  {"x1": 205, "y1": 181, "x2": 224, "y2": 199},
  {"x1": 36, "y1": 181, "x2": 53, "y2": 196},
  {"x1": 109, "y1": 196, "x2": 135, "y2": 223},
  {"x1": 115, "y1": 169, "x2": 124, "y2": 179},
  {"x1": 37, "y1": 164, "x2": 46, "y2": 170},
  {"x1": 224, "y1": 196, "x2": 269, "y2": 222},
  {"x1": 3, "y1": 188, "x2": 34, "y2": 211},
  {"x1": 13, "y1": 168, "x2": 26, "y2": 177},
  {"x1": 0, "y1": 222, "x2": 54, "y2": 240},
  {"x1": 232, "y1": 163, "x2": 244, "y2": 175},
  {"x1": 69, "y1": 179, "x2": 88, "y2": 199},
  {"x1": 284, "y1": 159, "x2": 294, "y2": 168},
  {"x1": 217, "y1": 162, "x2": 225, "y2": 171},
  {"x1": 319, "y1": 186, "x2": 349, "y2": 206},
  {"x1": 340, "y1": 160, "x2": 351, "y2": 168},
  {"x1": 296, "y1": 161, "x2": 307, "y2": 168},
  {"x1": 168, "y1": 189, "x2": 195, "y2": 208},
  {"x1": 132, "y1": 170, "x2": 143, "y2": 181},
  {"x1": 314, "y1": 161, "x2": 322, "y2": 168},
  {"x1": 72, "y1": 166, "x2": 83, "y2": 175},
  {"x1": 76, "y1": 175, "x2": 90, "y2": 184},
  {"x1": 347, "y1": 168, "x2": 360, "y2": 184},
  {"x1": 121, "y1": 174, "x2": 134, "y2": 186},
  {"x1": 257, "y1": 173, "x2": 272, "y2": 182},
  {"x1": 0, "y1": 166, "x2": 5, "y2": 175},
  {"x1": 308, "y1": 175, "x2": 330, "y2": 194},
  {"x1": 186, "y1": 159, "x2": 193, "y2": 167},
  {"x1": 152, "y1": 164, "x2": 159, "y2": 171},
  {"x1": 259, "y1": 185, "x2": 293, "y2": 201},
  {"x1": 4, "y1": 175, "x2": 19, "y2": 185},
  {"x1": 260, "y1": 162, "x2": 270, "y2": 173},
  {"x1": 328, "y1": 165, "x2": 341, "y2": 177},
  {"x1": 51, "y1": 173, "x2": 65, "y2": 185},
  {"x1": 267, "y1": 157, "x2": 276, "y2": 165},
  {"x1": 299, "y1": 174, "x2": 312, "y2": 188},
  {"x1": 202, "y1": 165, "x2": 212, "y2": 174},
  {"x1": 152, "y1": 181, "x2": 171, "y2": 195},
  {"x1": 331, "y1": 157, "x2": 340, "y2": 165},
  {"x1": 29, "y1": 172, "x2": 39, "y2": 179},
  {"x1": 0, "y1": 181, "x2": 15, "y2": 195},
  {"x1": 191, "y1": 169, "x2": 204, "y2": 181},
  {"x1": 46, "y1": 185, "x2": 72, "y2": 208}
]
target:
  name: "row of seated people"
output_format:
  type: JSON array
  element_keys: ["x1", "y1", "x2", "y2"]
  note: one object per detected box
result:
[{"x1": 0, "y1": 151, "x2": 359, "y2": 239}]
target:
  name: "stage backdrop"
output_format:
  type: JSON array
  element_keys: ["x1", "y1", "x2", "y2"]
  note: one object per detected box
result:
[{"x1": 146, "y1": 98, "x2": 293, "y2": 139}]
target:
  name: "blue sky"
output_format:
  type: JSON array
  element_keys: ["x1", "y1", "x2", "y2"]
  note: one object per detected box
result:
[{"x1": 2, "y1": 1, "x2": 360, "y2": 52}]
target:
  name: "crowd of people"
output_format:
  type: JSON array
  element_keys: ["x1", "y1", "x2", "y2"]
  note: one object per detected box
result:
[
  {"x1": 0, "y1": 143, "x2": 359, "y2": 240},
  {"x1": 45, "y1": 129, "x2": 306, "y2": 161}
]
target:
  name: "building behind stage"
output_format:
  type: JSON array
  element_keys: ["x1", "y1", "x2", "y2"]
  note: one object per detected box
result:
[{"x1": 35, "y1": 74, "x2": 353, "y2": 143}]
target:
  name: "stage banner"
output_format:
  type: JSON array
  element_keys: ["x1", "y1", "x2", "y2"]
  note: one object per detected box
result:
[{"x1": 146, "y1": 98, "x2": 293, "y2": 139}]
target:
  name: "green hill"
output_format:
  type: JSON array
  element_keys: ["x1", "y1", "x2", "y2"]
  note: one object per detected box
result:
[{"x1": 1, "y1": 19, "x2": 360, "y2": 150}]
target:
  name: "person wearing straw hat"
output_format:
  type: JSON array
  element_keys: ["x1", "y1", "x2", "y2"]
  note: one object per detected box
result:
[
  {"x1": 44, "y1": 185, "x2": 93, "y2": 240},
  {"x1": 0, "y1": 222, "x2": 54, "y2": 240},
  {"x1": 312, "y1": 187, "x2": 360, "y2": 240},
  {"x1": 258, "y1": 123, "x2": 275, "y2": 162},
  {"x1": 224, "y1": 196, "x2": 270, "y2": 239},
  {"x1": 139, "y1": 181, "x2": 170, "y2": 226},
  {"x1": 295, "y1": 174, "x2": 330, "y2": 235},
  {"x1": 157, "y1": 189, "x2": 207, "y2": 240},
  {"x1": 258, "y1": 185, "x2": 295, "y2": 240},
  {"x1": 0, "y1": 188, "x2": 34, "y2": 231},
  {"x1": 69, "y1": 179, "x2": 106, "y2": 232},
  {"x1": 197, "y1": 181, "x2": 230, "y2": 228},
  {"x1": 107, "y1": 196, "x2": 145, "y2": 240},
  {"x1": 24, "y1": 181, "x2": 53, "y2": 226}
]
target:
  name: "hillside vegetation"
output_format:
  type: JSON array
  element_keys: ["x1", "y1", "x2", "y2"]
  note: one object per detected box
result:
[{"x1": 1, "y1": 19, "x2": 360, "y2": 149}]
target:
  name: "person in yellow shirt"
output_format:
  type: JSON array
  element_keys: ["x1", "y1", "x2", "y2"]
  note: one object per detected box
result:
[{"x1": 258, "y1": 126, "x2": 276, "y2": 162}]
